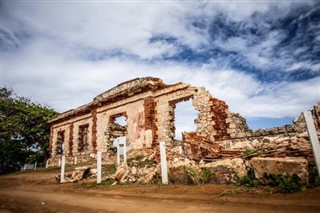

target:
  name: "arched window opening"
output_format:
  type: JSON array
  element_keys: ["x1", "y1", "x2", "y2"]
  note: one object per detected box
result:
[
  {"x1": 55, "y1": 130, "x2": 65, "y2": 155},
  {"x1": 174, "y1": 99, "x2": 198, "y2": 140},
  {"x1": 78, "y1": 124, "x2": 89, "y2": 152}
]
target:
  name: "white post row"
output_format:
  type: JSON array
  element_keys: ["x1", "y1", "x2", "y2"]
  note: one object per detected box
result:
[
  {"x1": 34, "y1": 162, "x2": 37, "y2": 170},
  {"x1": 97, "y1": 152, "x2": 102, "y2": 184},
  {"x1": 303, "y1": 111, "x2": 320, "y2": 177},
  {"x1": 60, "y1": 155, "x2": 65, "y2": 183},
  {"x1": 160, "y1": 141, "x2": 168, "y2": 185}
]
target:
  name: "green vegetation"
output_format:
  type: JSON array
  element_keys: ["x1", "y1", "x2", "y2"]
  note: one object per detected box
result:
[
  {"x1": 103, "y1": 164, "x2": 117, "y2": 175},
  {"x1": 237, "y1": 168, "x2": 312, "y2": 193},
  {"x1": 89, "y1": 180, "x2": 115, "y2": 186},
  {"x1": 264, "y1": 173, "x2": 307, "y2": 193},
  {"x1": 185, "y1": 167, "x2": 211, "y2": 185},
  {"x1": 0, "y1": 87, "x2": 57, "y2": 174},
  {"x1": 236, "y1": 169, "x2": 259, "y2": 187},
  {"x1": 243, "y1": 148, "x2": 258, "y2": 157},
  {"x1": 127, "y1": 155, "x2": 154, "y2": 168},
  {"x1": 309, "y1": 168, "x2": 320, "y2": 187}
]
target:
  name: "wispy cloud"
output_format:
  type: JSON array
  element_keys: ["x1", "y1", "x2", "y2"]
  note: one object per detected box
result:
[{"x1": 1, "y1": 1, "x2": 319, "y2": 129}]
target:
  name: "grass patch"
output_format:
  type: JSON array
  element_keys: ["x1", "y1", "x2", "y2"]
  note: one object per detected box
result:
[
  {"x1": 136, "y1": 159, "x2": 154, "y2": 168},
  {"x1": 103, "y1": 164, "x2": 117, "y2": 175},
  {"x1": 127, "y1": 155, "x2": 154, "y2": 168},
  {"x1": 185, "y1": 167, "x2": 211, "y2": 185},
  {"x1": 127, "y1": 155, "x2": 144, "y2": 163}
]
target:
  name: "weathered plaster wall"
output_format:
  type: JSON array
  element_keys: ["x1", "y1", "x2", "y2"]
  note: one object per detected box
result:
[{"x1": 47, "y1": 77, "x2": 319, "y2": 169}]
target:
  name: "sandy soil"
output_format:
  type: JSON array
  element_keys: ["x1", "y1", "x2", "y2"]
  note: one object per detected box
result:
[{"x1": 1, "y1": 168, "x2": 320, "y2": 213}]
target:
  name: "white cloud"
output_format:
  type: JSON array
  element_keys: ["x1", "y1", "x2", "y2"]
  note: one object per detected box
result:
[{"x1": 1, "y1": 1, "x2": 319, "y2": 129}]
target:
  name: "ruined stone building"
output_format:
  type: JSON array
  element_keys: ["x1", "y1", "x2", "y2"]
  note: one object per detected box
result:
[{"x1": 48, "y1": 77, "x2": 320, "y2": 184}]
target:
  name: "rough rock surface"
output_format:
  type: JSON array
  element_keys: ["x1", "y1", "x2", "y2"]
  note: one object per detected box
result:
[
  {"x1": 167, "y1": 157, "x2": 197, "y2": 184},
  {"x1": 113, "y1": 162, "x2": 160, "y2": 184},
  {"x1": 250, "y1": 157, "x2": 309, "y2": 183},
  {"x1": 56, "y1": 166, "x2": 95, "y2": 183},
  {"x1": 202, "y1": 158, "x2": 247, "y2": 184}
]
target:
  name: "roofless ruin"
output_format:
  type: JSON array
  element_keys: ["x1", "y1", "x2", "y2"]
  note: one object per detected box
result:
[{"x1": 47, "y1": 77, "x2": 319, "y2": 184}]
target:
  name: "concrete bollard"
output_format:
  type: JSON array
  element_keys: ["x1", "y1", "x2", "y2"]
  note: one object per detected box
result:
[
  {"x1": 60, "y1": 155, "x2": 65, "y2": 183},
  {"x1": 160, "y1": 141, "x2": 168, "y2": 184},
  {"x1": 97, "y1": 152, "x2": 102, "y2": 184}
]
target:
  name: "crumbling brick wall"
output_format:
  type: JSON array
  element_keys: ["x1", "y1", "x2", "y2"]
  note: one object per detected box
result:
[{"x1": 47, "y1": 77, "x2": 319, "y2": 167}]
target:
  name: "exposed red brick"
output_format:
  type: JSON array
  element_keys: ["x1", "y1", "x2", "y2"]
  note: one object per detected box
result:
[
  {"x1": 49, "y1": 127, "x2": 54, "y2": 157},
  {"x1": 69, "y1": 123, "x2": 74, "y2": 156},
  {"x1": 210, "y1": 98, "x2": 230, "y2": 141},
  {"x1": 91, "y1": 109, "x2": 97, "y2": 153},
  {"x1": 182, "y1": 132, "x2": 222, "y2": 160},
  {"x1": 144, "y1": 97, "x2": 158, "y2": 146}
]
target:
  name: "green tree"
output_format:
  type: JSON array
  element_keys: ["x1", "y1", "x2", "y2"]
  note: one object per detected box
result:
[{"x1": 0, "y1": 87, "x2": 57, "y2": 174}]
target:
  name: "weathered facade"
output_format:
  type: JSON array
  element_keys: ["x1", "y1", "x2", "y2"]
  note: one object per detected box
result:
[
  {"x1": 48, "y1": 77, "x2": 320, "y2": 180},
  {"x1": 48, "y1": 77, "x2": 233, "y2": 165}
]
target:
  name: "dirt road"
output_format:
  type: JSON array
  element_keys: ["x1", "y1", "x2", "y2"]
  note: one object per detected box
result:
[{"x1": 1, "y1": 169, "x2": 320, "y2": 213}]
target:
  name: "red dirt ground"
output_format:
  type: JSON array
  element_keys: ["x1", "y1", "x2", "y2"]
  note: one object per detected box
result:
[{"x1": 1, "y1": 168, "x2": 320, "y2": 213}]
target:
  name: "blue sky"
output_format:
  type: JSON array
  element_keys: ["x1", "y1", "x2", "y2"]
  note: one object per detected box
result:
[{"x1": 1, "y1": 1, "x2": 319, "y2": 132}]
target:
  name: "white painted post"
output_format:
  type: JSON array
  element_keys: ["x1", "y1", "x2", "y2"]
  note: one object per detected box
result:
[
  {"x1": 46, "y1": 160, "x2": 49, "y2": 168},
  {"x1": 60, "y1": 155, "x2": 65, "y2": 183},
  {"x1": 74, "y1": 157, "x2": 77, "y2": 165},
  {"x1": 304, "y1": 111, "x2": 320, "y2": 177},
  {"x1": 123, "y1": 142, "x2": 127, "y2": 164},
  {"x1": 117, "y1": 142, "x2": 120, "y2": 165},
  {"x1": 97, "y1": 152, "x2": 102, "y2": 184},
  {"x1": 23, "y1": 164, "x2": 26, "y2": 171},
  {"x1": 160, "y1": 141, "x2": 168, "y2": 184},
  {"x1": 34, "y1": 162, "x2": 37, "y2": 170}
]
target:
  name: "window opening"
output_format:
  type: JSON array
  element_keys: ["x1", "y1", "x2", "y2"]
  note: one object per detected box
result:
[
  {"x1": 114, "y1": 116, "x2": 126, "y2": 126},
  {"x1": 174, "y1": 99, "x2": 198, "y2": 140},
  {"x1": 55, "y1": 130, "x2": 65, "y2": 155},
  {"x1": 78, "y1": 124, "x2": 89, "y2": 152},
  {"x1": 108, "y1": 114, "x2": 127, "y2": 152}
]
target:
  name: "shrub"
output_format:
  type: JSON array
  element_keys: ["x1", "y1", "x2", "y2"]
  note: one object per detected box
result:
[
  {"x1": 264, "y1": 173, "x2": 307, "y2": 193},
  {"x1": 185, "y1": 167, "x2": 211, "y2": 185},
  {"x1": 236, "y1": 169, "x2": 259, "y2": 187},
  {"x1": 309, "y1": 168, "x2": 320, "y2": 187}
]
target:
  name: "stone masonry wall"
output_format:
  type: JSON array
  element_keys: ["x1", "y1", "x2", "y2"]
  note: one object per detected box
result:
[{"x1": 47, "y1": 78, "x2": 319, "y2": 170}]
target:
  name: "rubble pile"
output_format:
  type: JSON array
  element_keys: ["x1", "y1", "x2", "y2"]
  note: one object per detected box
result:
[{"x1": 55, "y1": 166, "x2": 96, "y2": 183}]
